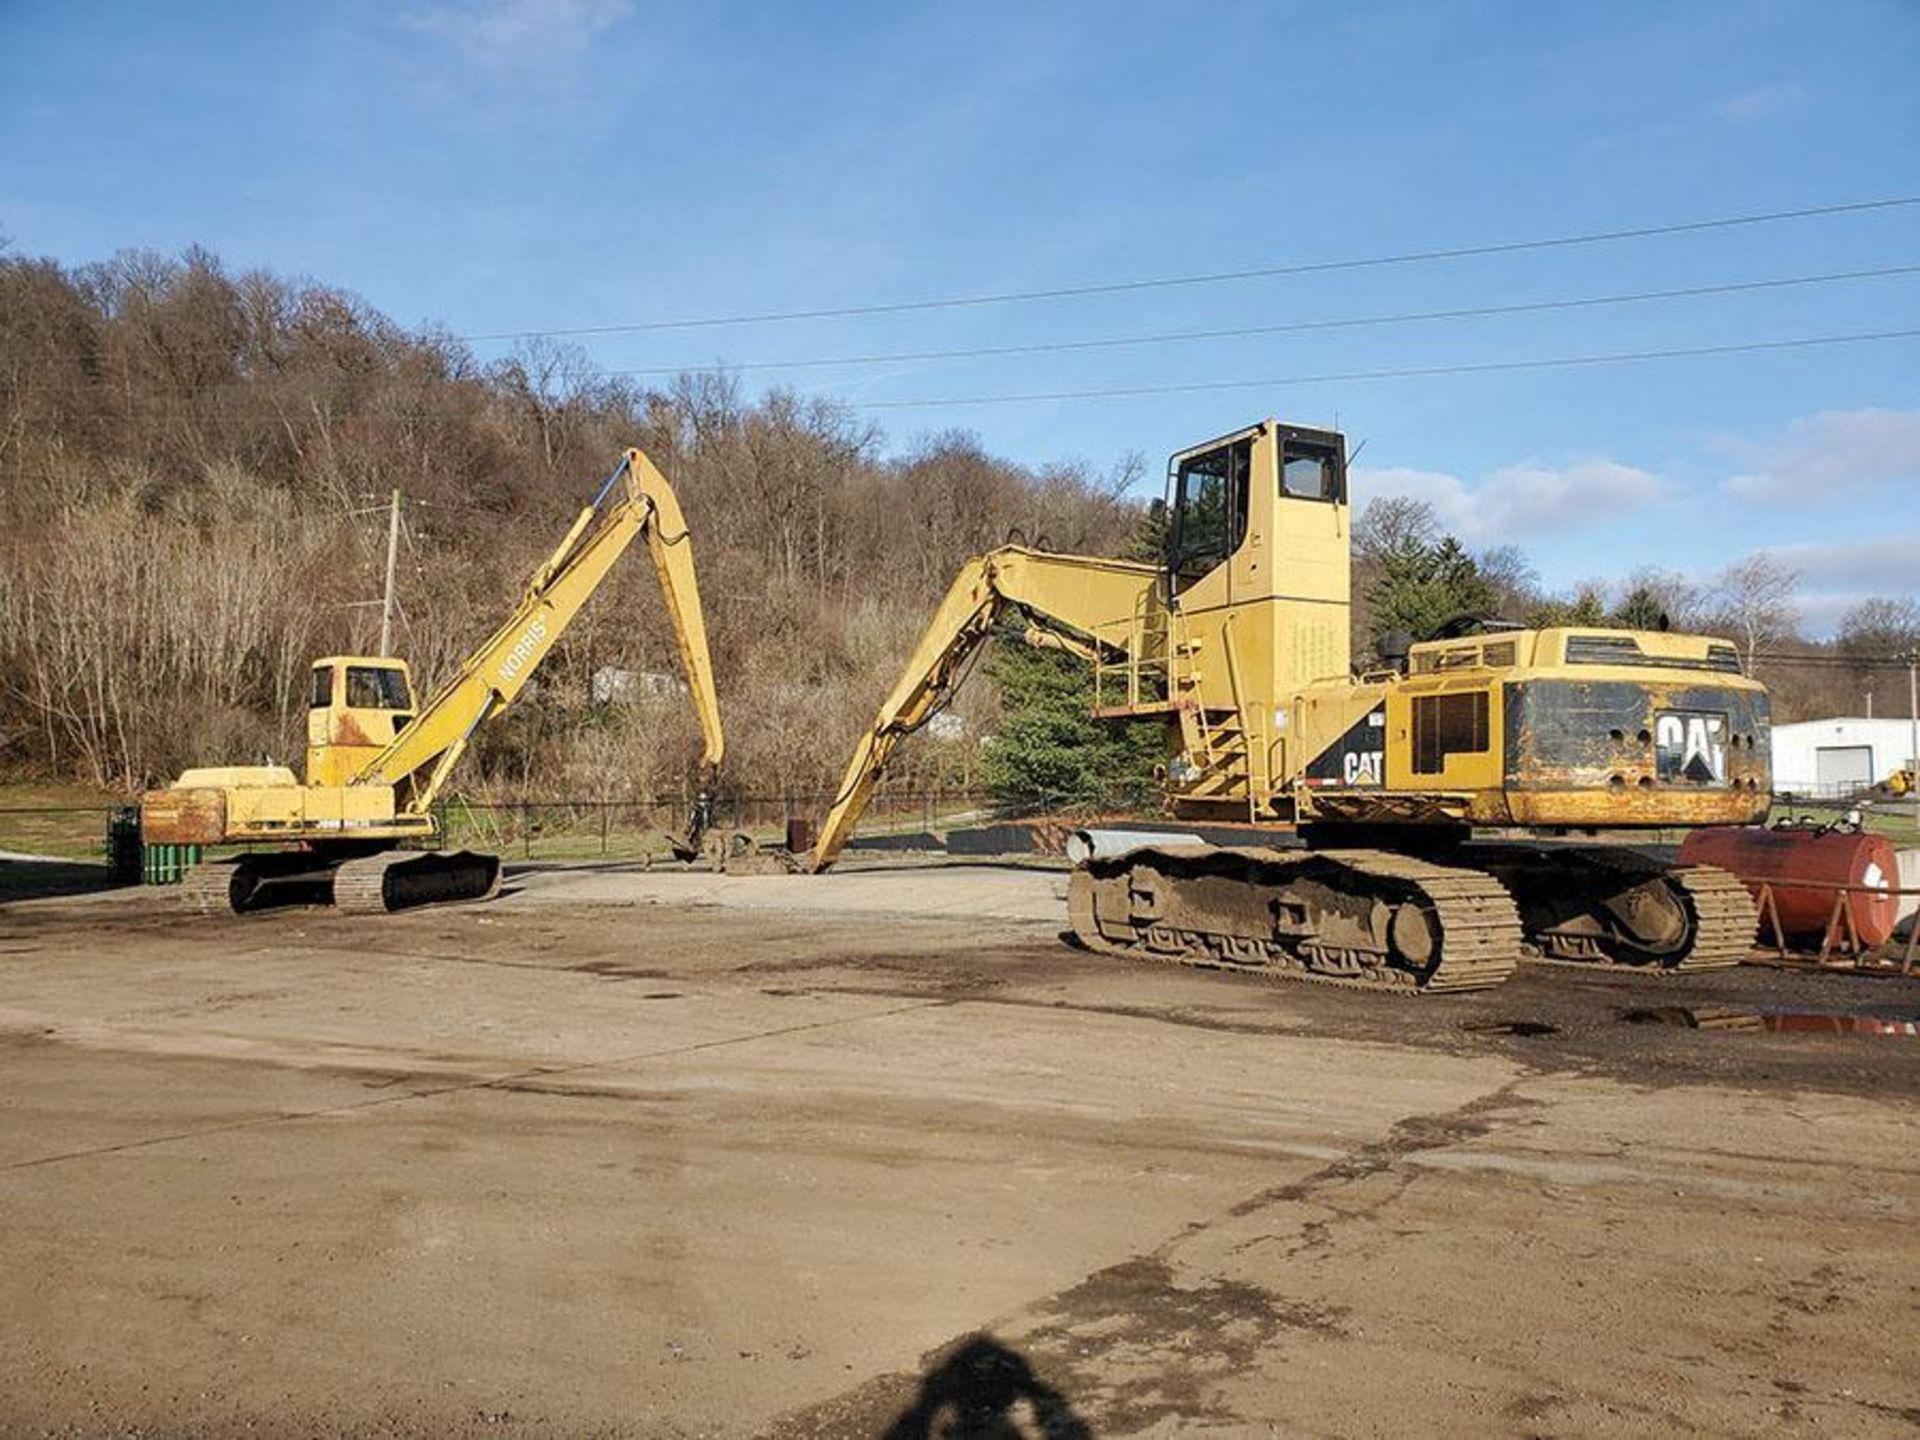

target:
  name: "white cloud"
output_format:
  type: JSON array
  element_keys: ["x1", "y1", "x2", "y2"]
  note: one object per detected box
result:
[
  {"x1": 1793, "y1": 591, "x2": 1875, "y2": 638},
  {"x1": 1347, "y1": 465, "x2": 1470, "y2": 523},
  {"x1": 404, "y1": 0, "x2": 631, "y2": 70},
  {"x1": 1717, "y1": 82, "x2": 1805, "y2": 122},
  {"x1": 1720, "y1": 408, "x2": 1920, "y2": 503},
  {"x1": 1755, "y1": 533, "x2": 1920, "y2": 638},
  {"x1": 1762, "y1": 533, "x2": 1920, "y2": 592},
  {"x1": 1352, "y1": 458, "x2": 1663, "y2": 542}
]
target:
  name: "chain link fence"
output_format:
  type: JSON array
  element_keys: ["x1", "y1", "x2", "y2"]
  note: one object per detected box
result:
[
  {"x1": 0, "y1": 787, "x2": 1062, "y2": 866},
  {"x1": 433, "y1": 789, "x2": 1036, "y2": 861}
]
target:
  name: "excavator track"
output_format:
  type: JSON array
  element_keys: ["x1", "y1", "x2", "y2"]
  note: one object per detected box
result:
[
  {"x1": 1466, "y1": 844, "x2": 1758, "y2": 974},
  {"x1": 332, "y1": 850, "x2": 503, "y2": 915},
  {"x1": 177, "y1": 852, "x2": 333, "y2": 914},
  {"x1": 1519, "y1": 864, "x2": 1754, "y2": 974},
  {"x1": 1662, "y1": 866, "x2": 1761, "y2": 971},
  {"x1": 178, "y1": 849, "x2": 502, "y2": 915},
  {"x1": 177, "y1": 858, "x2": 244, "y2": 915},
  {"x1": 1068, "y1": 846, "x2": 1523, "y2": 994}
]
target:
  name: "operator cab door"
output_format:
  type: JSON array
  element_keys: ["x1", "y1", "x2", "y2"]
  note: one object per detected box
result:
[
  {"x1": 1164, "y1": 422, "x2": 1352, "y2": 796},
  {"x1": 305, "y1": 658, "x2": 417, "y2": 786},
  {"x1": 1167, "y1": 432, "x2": 1254, "y2": 611}
]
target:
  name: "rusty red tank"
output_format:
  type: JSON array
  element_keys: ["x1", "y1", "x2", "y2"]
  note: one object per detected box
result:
[{"x1": 1679, "y1": 826, "x2": 1899, "y2": 948}]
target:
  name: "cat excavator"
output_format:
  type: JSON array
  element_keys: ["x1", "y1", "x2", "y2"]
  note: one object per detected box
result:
[
  {"x1": 811, "y1": 419, "x2": 1770, "y2": 992},
  {"x1": 140, "y1": 448, "x2": 725, "y2": 915}
]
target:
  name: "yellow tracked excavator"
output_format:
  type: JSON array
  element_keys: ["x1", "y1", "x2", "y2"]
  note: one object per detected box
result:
[
  {"x1": 140, "y1": 448, "x2": 724, "y2": 915},
  {"x1": 810, "y1": 419, "x2": 1770, "y2": 993}
]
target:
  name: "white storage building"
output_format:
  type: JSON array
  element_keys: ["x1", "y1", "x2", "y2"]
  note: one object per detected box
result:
[{"x1": 1770, "y1": 717, "x2": 1919, "y2": 798}]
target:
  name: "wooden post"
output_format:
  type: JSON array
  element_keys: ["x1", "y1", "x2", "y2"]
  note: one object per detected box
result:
[{"x1": 378, "y1": 488, "x2": 402, "y2": 656}]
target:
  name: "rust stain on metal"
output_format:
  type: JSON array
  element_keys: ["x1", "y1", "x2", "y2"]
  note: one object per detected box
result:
[{"x1": 138, "y1": 787, "x2": 227, "y2": 845}]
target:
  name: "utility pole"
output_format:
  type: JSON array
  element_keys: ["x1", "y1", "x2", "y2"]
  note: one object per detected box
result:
[
  {"x1": 1908, "y1": 648, "x2": 1919, "y2": 825},
  {"x1": 378, "y1": 488, "x2": 402, "y2": 657}
]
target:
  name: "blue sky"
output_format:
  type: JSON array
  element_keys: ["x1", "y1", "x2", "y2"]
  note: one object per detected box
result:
[{"x1": 3, "y1": 0, "x2": 1916, "y2": 631}]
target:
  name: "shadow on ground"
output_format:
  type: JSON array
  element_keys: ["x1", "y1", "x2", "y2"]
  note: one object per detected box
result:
[
  {"x1": 882, "y1": 1335, "x2": 1091, "y2": 1440},
  {"x1": 0, "y1": 859, "x2": 125, "y2": 905}
]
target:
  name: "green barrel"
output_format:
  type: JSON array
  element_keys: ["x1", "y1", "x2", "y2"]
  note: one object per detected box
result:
[{"x1": 139, "y1": 840, "x2": 202, "y2": 885}]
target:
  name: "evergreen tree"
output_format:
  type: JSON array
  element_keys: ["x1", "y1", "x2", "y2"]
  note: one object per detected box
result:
[
  {"x1": 1365, "y1": 533, "x2": 1498, "y2": 650},
  {"x1": 1610, "y1": 585, "x2": 1670, "y2": 631},
  {"x1": 1528, "y1": 586, "x2": 1609, "y2": 628},
  {"x1": 980, "y1": 626, "x2": 1165, "y2": 812},
  {"x1": 1122, "y1": 498, "x2": 1171, "y2": 564}
]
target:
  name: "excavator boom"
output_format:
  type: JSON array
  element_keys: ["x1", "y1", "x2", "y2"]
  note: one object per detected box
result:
[
  {"x1": 363, "y1": 448, "x2": 724, "y2": 816},
  {"x1": 810, "y1": 547, "x2": 1159, "y2": 870}
]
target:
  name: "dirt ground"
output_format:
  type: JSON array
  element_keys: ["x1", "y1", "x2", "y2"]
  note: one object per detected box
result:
[{"x1": 2, "y1": 859, "x2": 1918, "y2": 1438}]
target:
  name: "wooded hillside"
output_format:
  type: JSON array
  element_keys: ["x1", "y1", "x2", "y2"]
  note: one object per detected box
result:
[{"x1": 0, "y1": 247, "x2": 1141, "y2": 800}]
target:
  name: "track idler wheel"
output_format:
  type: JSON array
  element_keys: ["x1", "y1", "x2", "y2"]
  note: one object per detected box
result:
[{"x1": 1388, "y1": 901, "x2": 1439, "y2": 969}]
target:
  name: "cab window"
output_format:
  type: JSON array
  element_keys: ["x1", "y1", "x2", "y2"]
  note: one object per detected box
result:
[
  {"x1": 309, "y1": 667, "x2": 334, "y2": 709},
  {"x1": 346, "y1": 666, "x2": 411, "y2": 710},
  {"x1": 1170, "y1": 438, "x2": 1251, "y2": 593},
  {"x1": 1280, "y1": 438, "x2": 1344, "y2": 501}
]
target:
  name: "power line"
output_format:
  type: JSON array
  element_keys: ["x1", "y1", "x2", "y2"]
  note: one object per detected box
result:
[
  {"x1": 457, "y1": 195, "x2": 1920, "y2": 341},
  {"x1": 834, "y1": 326, "x2": 1920, "y2": 410},
  {"x1": 14, "y1": 262, "x2": 1919, "y2": 400},
  {"x1": 587, "y1": 263, "x2": 1920, "y2": 376}
]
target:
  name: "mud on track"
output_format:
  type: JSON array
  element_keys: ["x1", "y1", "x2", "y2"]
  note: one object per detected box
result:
[{"x1": 3, "y1": 864, "x2": 1917, "y2": 1436}]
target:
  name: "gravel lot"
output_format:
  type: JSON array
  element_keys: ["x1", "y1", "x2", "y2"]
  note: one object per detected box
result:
[{"x1": 2, "y1": 859, "x2": 1916, "y2": 1436}]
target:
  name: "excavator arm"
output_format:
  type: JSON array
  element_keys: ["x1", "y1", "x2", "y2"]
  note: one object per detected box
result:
[
  {"x1": 809, "y1": 546, "x2": 1160, "y2": 871},
  {"x1": 357, "y1": 448, "x2": 724, "y2": 821}
]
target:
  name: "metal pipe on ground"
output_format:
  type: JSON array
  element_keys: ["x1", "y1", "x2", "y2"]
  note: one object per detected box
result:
[{"x1": 1065, "y1": 829, "x2": 1212, "y2": 865}]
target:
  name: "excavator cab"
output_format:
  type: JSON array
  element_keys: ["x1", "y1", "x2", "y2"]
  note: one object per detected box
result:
[
  {"x1": 306, "y1": 656, "x2": 416, "y2": 786},
  {"x1": 1164, "y1": 422, "x2": 1348, "y2": 603}
]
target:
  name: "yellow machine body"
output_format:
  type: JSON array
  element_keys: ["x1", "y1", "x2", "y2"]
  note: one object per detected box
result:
[{"x1": 140, "y1": 766, "x2": 416, "y2": 846}]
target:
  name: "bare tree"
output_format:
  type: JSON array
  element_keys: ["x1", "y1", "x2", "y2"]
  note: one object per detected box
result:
[
  {"x1": 1352, "y1": 495, "x2": 1439, "y2": 564},
  {"x1": 1838, "y1": 596, "x2": 1920, "y2": 656},
  {"x1": 1706, "y1": 553, "x2": 1800, "y2": 672},
  {"x1": 1473, "y1": 544, "x2": 1540, "y2": 618},
  {"x1": 1838, "y1": 597, "x2": 1920, "y2": 712},
  {"x1": 0, "y1": 243, "x2": 1178, "y2": 800}
]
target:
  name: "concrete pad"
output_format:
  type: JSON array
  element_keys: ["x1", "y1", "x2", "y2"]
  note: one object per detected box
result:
[{"x1": 498, "y1": 859, "x2": 1072, "y2": 924}]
